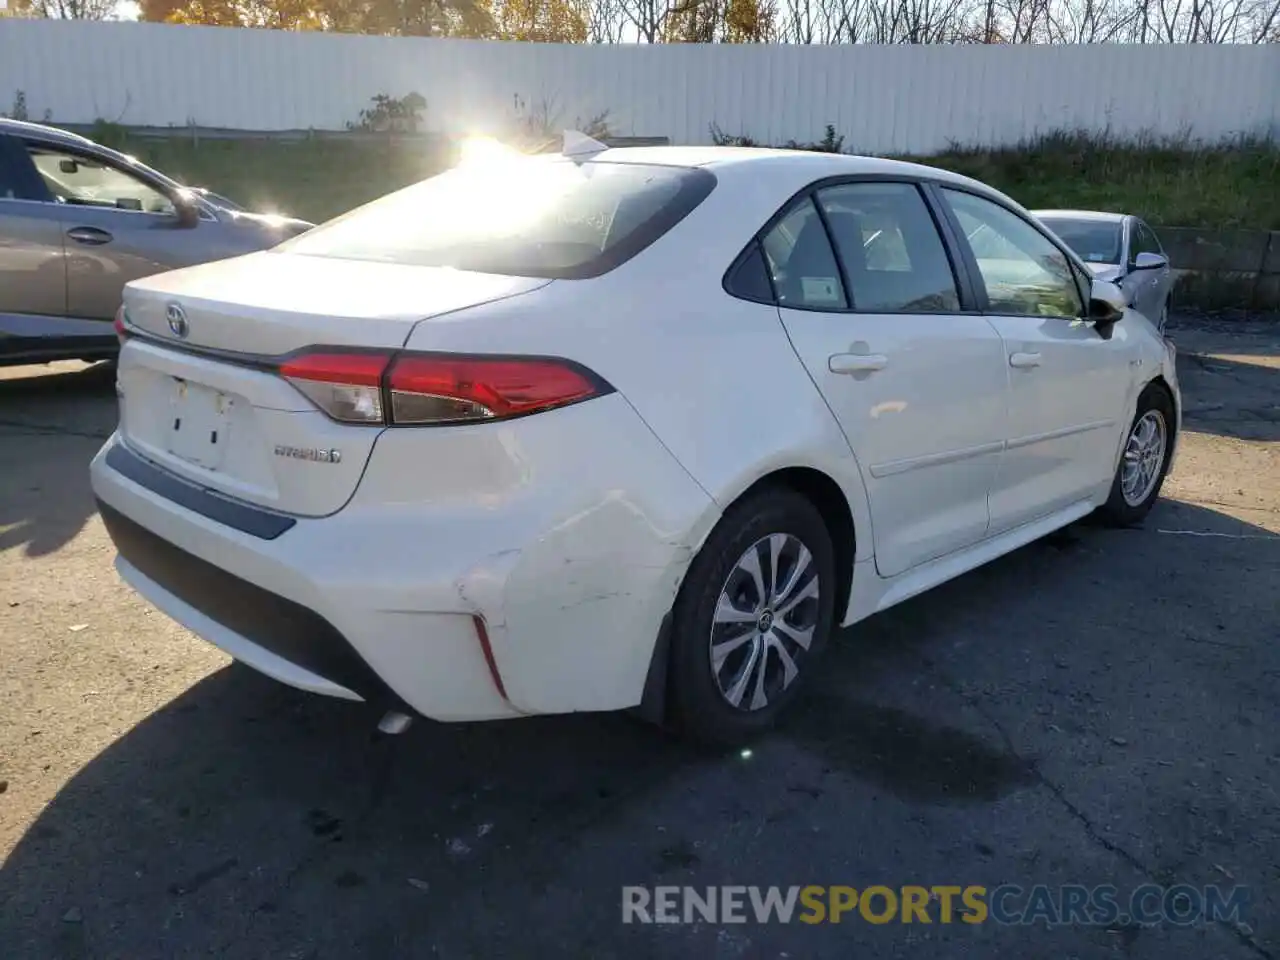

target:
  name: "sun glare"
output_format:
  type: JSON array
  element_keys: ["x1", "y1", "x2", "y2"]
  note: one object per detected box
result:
[
  {"x1": 444, "y1": 138, "x2": 584, "y2": 239},
  {"x1": 458, "y1": 135, "x2": 524, "y2": 171}
]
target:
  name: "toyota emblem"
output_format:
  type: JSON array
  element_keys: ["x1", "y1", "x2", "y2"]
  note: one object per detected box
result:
[{"x1": 166, "y1": 302, "x2": 189, "y2": 338}]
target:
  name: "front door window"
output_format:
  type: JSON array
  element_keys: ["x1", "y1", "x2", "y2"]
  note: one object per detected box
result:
[
  {"x1": 943, "y1": 189, "x2": 1084, "y2": 319},
  {"x1": 26, "y1": 145, "x2": 176, "y2": 216}
]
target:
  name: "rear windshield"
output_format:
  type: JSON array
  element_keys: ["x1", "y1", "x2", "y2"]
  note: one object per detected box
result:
[
  {"x1": 1038, "y1": 218, "x2": 1122, "y2": 265},
  {"x1": 279, "y1": 156, "x2": 716, "y2": 279}
]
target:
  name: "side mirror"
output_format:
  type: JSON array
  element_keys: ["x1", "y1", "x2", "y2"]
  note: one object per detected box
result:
[
  {"x1": 1132, "y1": 251, "x2": 1168, "y2": 271},
  {"x1": 58, "y1": 158, "x2": 80, "y2": 174},
  {"x1": 172, "y1": 192, "x2": 201, "y2": 229},
  {"x1": 1088, "y1": 279, "x2": 1127, "y2": 325}
]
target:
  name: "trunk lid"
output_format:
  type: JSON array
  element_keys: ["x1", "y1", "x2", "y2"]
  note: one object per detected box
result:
[
  {"x1": 116, "y1": 252, "x2": 550, "y2": 517},
  {"x1": 123, "y1": 251, "x2": 550, "y2": 355}
]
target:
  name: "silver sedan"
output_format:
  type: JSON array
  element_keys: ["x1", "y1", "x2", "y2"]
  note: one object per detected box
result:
[
  {"x1": 1033, "y1": 209, "x2": 1175, "y2": 333},
  {"x1": 0, "y1": 118, "x2": 313, "y2": 367}
]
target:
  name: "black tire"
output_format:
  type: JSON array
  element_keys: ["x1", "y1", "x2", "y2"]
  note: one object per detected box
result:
[
  {"x1": 1097, "y1": 382, "x2": 1175, "y2": 527},
  {"x1": 666, "y1": 486, "x2": 837, "y2": 746}
]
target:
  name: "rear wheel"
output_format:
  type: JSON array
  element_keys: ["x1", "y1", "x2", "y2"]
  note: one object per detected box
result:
[
  {"x1": 1097, "y1": 383, "x2": 1175, "y2": 527},
  {"x1": 667, "y1": 488, "x2": 836, "y2": 745}
]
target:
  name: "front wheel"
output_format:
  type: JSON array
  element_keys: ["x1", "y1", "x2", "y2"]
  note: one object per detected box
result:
[
  {"x1": 666, "y1": 487, "x2": 837, "y2": 746},
  {"x1": 1097, "y1": 383, "x2": 1175, "y2": 527}
]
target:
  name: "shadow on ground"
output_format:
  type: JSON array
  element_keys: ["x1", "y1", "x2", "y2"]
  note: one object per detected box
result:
[
  {"x1": 0, "y1": 362, "x2": 117, "y2": 558},
  {"x1": 0, "y1": 359, "x2": 117, "y2": 424},
  {"x1": 2, "y1": 498, "x2": 1275, "y2": 958},
  {"x1": 1170, "y1": 320, "x2": 1280, "y2": 442}
]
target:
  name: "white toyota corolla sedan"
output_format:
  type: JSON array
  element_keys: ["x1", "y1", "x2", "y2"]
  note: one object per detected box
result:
[{"x1": 90, "y1": 140, "x2": 1180, "y2": 744}]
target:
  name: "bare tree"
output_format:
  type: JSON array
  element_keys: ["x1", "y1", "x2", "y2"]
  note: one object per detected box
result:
[
  {"x1": 820, "y1": 0, "x2": 873, "y2": 41},
  {"x1": 619, "y1": 0, "x2": 675, "y2": 39},
  {"x1": 15, "y1": 0, "x2": 119, "y2": 18},
  {"x1": 119, "y1": 0, "x2": 1280, "y2": 40},
  {"x1": 866, "y1": 0, "x2": 980, "y2": 41},
  {"x1": 770, "y1": 0, "x2": 1280, "y2": 42},
  {"x1": 580, "y1": 0, "x2": 629, "y2": 39},
  {"x1": 1136, "y1": 0, "x2": 1280, "y2": 39},
  {"x1": 779, "y1": 0, "x2": 818, "y2": 40},
  {"x1": 1044, "y1": 0, "x2": 1138, "y2": 40}
]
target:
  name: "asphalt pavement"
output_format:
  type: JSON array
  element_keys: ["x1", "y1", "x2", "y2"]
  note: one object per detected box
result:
[{"x1": 1, "y1": 316, "x2": 1277, "y2": 959}]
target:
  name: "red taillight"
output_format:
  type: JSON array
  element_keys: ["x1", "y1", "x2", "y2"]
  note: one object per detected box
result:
[
  {"x1": 386, "y1": 355, "x2": 601, "y2": 425},
  {"x1": 279, "y1": 351, "x2": 391, "y2": 424},
  {"x1": 277, "y1": 348, "x2": 607, "y2": 426},
  {"x1": 113, "y1": 306, "x2": 129, "y2": 343}
]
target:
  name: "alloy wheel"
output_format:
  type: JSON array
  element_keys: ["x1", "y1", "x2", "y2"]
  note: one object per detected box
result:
[
  {"x1": 1121, "y1": 409, "x2": 1167, "y2": 507},
  {"x1": 708, "y1": 533, "x2": 821, "y2": 712}
]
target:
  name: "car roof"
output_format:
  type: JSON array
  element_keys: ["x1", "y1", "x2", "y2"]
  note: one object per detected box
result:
[
  {"x1": 589, "y1": 145, "x2": 1002, "y2": 193},
  {"x1": 1032, "y1": 209, "x2": 1128, "y2": 223},
  {"x1": 0, "y1": 117, "x2": 97, "y2": 149}
]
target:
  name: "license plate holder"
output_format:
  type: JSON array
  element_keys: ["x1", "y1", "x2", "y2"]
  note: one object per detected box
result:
[{"x1": 166, "y1": 379, "x2": 233, "y2": 470}]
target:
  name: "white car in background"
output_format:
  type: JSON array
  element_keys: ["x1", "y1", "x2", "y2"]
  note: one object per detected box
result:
[
  {"x1": 1033, "y1": 210, "x2": 1175, "y2": 333},
  {"x1": 90, "y1": 140, "x2": 1180, "y2": 745}
]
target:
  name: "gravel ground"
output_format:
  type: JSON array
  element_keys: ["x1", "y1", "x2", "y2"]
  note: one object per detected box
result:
[{"x1": 1, "y1": 316, "x2": 1277, "y2": 959}]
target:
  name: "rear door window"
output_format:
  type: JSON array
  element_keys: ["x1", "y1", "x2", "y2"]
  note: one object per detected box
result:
[
  {"x1": 760, "y1": 197, "x2": 847, "y2": 310},
  {"x1": 281, "y1": 157, "x2": 716, "y2": 280},
  {"x1": 815, "y1": 182, "x2": 960, "y2": 313},
  {"x1": 0, "y1": 136, "x2": 47, "y2": 201}
]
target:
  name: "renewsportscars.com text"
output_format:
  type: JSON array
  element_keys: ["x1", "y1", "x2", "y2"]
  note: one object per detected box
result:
[{"x1": 622, "y1": 884, "x2": 1251, "y2": 928}]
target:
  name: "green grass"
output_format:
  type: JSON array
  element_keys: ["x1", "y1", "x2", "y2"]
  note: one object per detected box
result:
[
  {"x1": 90, "y1": 127, "x2": 1280, "y2": 231},
  {"x1": 922, "y1": 132, "x2": 1280, "y2": 231},
  {"x1": 93, "y1": 128, "x2": 454, "y2": 223}
]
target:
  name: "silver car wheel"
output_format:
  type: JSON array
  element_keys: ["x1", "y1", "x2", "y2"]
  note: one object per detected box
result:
[
  {"x1": 1120, "y1": 409, "x2": 1167, "y2": 507},
  {"x1": 709, "y1": 533, "x2": 820, "y2": 712}
]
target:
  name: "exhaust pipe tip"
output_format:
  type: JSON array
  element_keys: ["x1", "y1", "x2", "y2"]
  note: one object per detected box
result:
[{"x1": 377, "y1": 710, "x2": 413, "y2": 735}]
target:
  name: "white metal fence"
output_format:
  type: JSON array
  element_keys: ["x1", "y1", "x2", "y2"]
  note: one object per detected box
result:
[{"x1": 0, "y1": 20, "x2": 1277, "y2": 154}]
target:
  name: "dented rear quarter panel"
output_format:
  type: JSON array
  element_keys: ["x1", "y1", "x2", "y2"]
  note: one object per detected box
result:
[{"x1": 345, "y1": 391, "x2": 718, "y2": 714}]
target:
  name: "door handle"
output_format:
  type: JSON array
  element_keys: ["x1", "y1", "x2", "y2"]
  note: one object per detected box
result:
[
  {"x1": 66, "y1": 226, "x2": 113, "y2": 245},
  {"x1": 1009, "y1": 351, "x2": 1042, "y2": 369},
  {"x1": 829, "y1": 353, "x2": 888, "y2": 375}
]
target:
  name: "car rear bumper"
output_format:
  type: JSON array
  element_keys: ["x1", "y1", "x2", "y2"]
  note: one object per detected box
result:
[
  {"x1": 90, "y1": 394, "x2": 716, "y2": 721},
  {"x1": 99, "y1": 499, "x2": 398, "y2": 704},
  {"x1": 94, "y1": 458, "x2": 519, "y2": 721}
]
